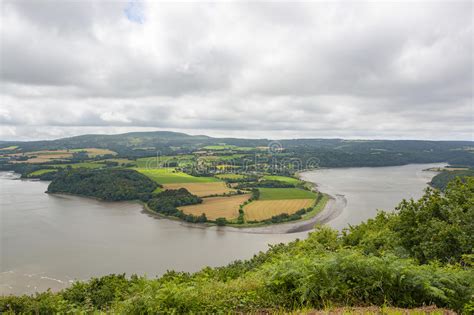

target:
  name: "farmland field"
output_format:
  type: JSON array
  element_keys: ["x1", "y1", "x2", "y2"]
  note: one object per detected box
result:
[
  {"x1": 8, "y1": 148, "x2": 116, "y2": 163},
  {"x1": 27, "y1": 169, "x2": 57, "y2": 177},
  {"x1": 50, "y1": 163, "x2": 105, "y2": 169},
  {"x1": 262, "y1": 175, "x2": 301, "y2": 184},
  {"x1": 136, "y1": 155, "x2": 194, "y2": 168},
  {"x1": 136, "y1": 168, "x2": 219, "y2": 184},
  {"x1": 162, "y1": 182, "x2": 233, "y2": 197},
  {"x1": 215, "y1": 173, "x2": 246, "y2": 179},
  {"x1": 198, "y1": 154, "x2": 246, "y2": 161},
  {"x1": 216, "y1": 165, "x2": 240, "y2": 170},
  {"x1": 0, "y1": 145, "x2": 18, "y2": 151},
  {"x1": 11, "y1": 151, "x2": 72, "y2": 163},
  {"x1": 202, "y1": 145, "x2": 254, "y2": 151},
  {"x1": 179, "y1": 194, "x2": 251, "y2": 220},
  {"x1": 70, "y1": 148, "x2": 117, "y2": 157},
  {"x1": 95, "y1": 158, "x2": 136, "y2": 166},
  {"x1": 258, "y1": 188, "x2": 317, "y2": 200},
  {"x1": 244, "y1": 199, "x2": 315, "y2": 221}
]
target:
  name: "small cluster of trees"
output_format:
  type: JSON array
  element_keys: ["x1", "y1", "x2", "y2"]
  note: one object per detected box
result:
[
  {"x1": 262, "y1": 207, "x2": 312, "y2": 224},
  {"x1": 220, "y1": 175, "x2": 259, "y2": 183},
  {"x1": 147, "y1": 188, "x2": 206, "y2": 223},
  {"x1": 236, "y1": 180, "x2": 294, "y2": 189}
]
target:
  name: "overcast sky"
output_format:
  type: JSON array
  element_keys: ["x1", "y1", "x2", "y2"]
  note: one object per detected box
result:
[{"x1": 0, "y1": 1, "x2": 472, "y2": 141}]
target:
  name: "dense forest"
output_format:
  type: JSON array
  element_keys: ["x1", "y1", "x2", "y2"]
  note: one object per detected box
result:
[
  {"x1": 47, "y1": 169, "x2": 159, "y2": 201},
  {"x1": 2, "y1": 178, "x2": 472, "y2": 314}
]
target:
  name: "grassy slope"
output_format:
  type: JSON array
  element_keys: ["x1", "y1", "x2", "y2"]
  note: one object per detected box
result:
[
  {"x1": 135, "y1": 155, "x2": 195, "y2": 168},
  {"x1": 259, "y1": 187, "x2": 317, "y2": 200},
  {"x1": 199, "y1": 154, "x2": 246, "y2": 161},
  {"x1": 301, "y1": 194, "x2": 329, "y2": 220},
  {"x1": 215, "y1": 173, "x2": 246, "y2": 179},
  {"x1": 262, "y1": 175, "x2": 301, "y2": 184},
  {"x1": 27, "y1": 169, "x2": 57, "y2": 176},
  {"x1": 203, "y1": 145, "x2": 254, "y2": 151},
  {"x1": 135, "y1": 168, "x2": 220, "y2": 184}
]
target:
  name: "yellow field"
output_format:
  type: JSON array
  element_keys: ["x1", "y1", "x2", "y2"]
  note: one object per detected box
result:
[
  {"x1": 10, "y1": 153, "x2": 72, "y2": 163},
  {"x1": 244, "y1": 199, "x2": 315, "y2": 221},
  {"x1": 179, "y1": 194, "x2": 251, "y2": 220},
  {"x1": 0, "y1": 146, "x2": 18, "y2": 151},
  {"x1": 7, "y1": 148, "x2": 116, "y2": 163},
  {"x1": 77, "y1": 148, "x2": 117, "y2": 157},
  {"x1": 162, "y1": 182, "x2": 234, "y2": 197}
]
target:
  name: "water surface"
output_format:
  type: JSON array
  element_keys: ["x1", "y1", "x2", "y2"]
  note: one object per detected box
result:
[
  {"x1": 300, "y1": 163, "x2": 444, "y2": 230},
  {"x1": 0, "y1": 163, "x2": 442, "y2": 294},
  {"x1": 0, "y1": 173, "x2": 300, "y2": 295}
]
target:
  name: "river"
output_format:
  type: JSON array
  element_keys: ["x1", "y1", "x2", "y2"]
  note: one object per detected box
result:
[
  {"x1": 300, "y1": 163, "x2": 444, "y2": 230},
  {"x1": 0, "y1": 163, "x2": 443, "y2": 295}
]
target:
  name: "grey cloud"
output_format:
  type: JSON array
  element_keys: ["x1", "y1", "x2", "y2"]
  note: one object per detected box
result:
[{"x1": 0, "y1": 1, "x2": 472, "y2": 141}]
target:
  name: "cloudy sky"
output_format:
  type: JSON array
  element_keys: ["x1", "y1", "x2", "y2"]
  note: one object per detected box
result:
[{"x1": 0, "y1": 1, "x2": 472, "y2": 141}]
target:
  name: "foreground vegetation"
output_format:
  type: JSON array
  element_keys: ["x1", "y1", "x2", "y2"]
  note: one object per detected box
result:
[{"x1": 2, "y1": 178, "x2": 472, "y2": 314}]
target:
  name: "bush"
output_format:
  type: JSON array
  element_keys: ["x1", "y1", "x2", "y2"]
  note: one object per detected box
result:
[{"x1": 215, "y1": 217, "x2": 227, "y2": 226}]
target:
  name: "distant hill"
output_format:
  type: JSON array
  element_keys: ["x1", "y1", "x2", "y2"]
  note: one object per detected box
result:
[{"x1": 1, "y1": 131, "x2": 473, "y2": 167}]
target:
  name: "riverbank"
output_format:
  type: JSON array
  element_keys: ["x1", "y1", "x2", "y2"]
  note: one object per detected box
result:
[
  {"x1": 1, "y1": 164, "x2": 447, "y2": 296},
  {"x1": 15, "y1": 169, "x2": 339, "y2": 234},
  {"x1": 140, "y1": 193, "x2": 337, "y2": 234}
]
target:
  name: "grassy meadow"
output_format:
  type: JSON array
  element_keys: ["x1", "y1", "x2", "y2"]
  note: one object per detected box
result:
[
  {"x1": 215, "y1": 173, "x2": 247, "y2": 179},
  {"x1": 136, "y1": 168, "x2": 220, "y2": 184},
  {"x1": 135, "y1": 155, "x2": 194, "y2": 168},
  {"x1": 258, "y1": 187, "x2": 317, "y2": 200},
  {"x1": 262, "y1": 175, "x2": 301, "y2": 184},
  {"x1": 27, "y1": 169, "x2": 58, "y2": 176}
]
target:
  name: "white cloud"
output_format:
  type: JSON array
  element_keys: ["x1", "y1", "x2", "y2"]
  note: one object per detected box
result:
[
  {"x1": 100, "y1": 112, "x2": 131, "y2": 123},
  {"x1": 0, "y1": 1, "x2": 472, "y2": 141}
]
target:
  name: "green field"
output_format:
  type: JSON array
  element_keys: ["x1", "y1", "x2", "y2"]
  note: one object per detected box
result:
[
  {"x1": 301, "y1": 194, "x2": 329, "y2": 220},
  {"x1": 28, "y1": 169, "x2": 57, "y2": 176},
  {"x1": 258, "y1": 188, "x2": 317, "y2": 200},
  {"x1": 199, "y1": 154, "x2": 246, "y2": 162},
  {"x1": 95, "y1": 158, "x2": 137, "y2": 166},
  {"x1": 50, "y1": 163, "x2": 105, "y2": 169},
  {"x1": 202, "y1": 145, "x2": 254, "y2": 151},
  {"x1": 215, "y1": 173, "x2": 246, "y2": 179},
  {"x1": 135, "y1": 168, "x2": 220, "y2": 184},
  {"x1": 136, "y1": 155, "x2": 194, "y2": 168},
  {"x1": 262, "y1": 175, "x2": 301, "y2": 184}
]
